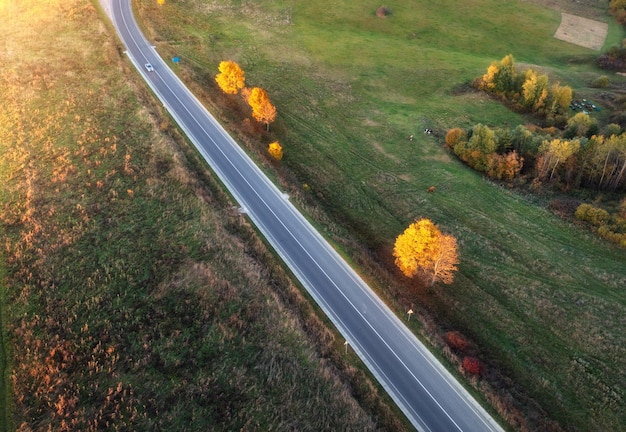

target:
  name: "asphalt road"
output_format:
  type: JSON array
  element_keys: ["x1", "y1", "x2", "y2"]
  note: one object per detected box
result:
[{"x1": 108, "y1": 1, "x2": 505, "y2": 431}]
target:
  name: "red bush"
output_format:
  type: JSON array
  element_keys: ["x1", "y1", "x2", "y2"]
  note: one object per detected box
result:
[
  {"x1": 445, "y1": 331, "x2": 469, "y2": 352},
  {"x1": 463, "y1": 356, "x2": 483, "y2": 375}
]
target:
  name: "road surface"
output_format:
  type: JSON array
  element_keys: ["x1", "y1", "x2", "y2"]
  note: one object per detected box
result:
[{"x1": 107, "y1": 1, "x2": 505, "y2": 431}]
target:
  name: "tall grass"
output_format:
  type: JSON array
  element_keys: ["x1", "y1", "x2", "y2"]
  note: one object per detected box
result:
[
  {"x1": 133, "y1": 0, "x2": 626, "y2": 430},
  {"x1": 0, "y1": 0, "x2": 406, "y2": 430},
  {"x1": 0, "y1": 265, "x2": 9, "y2": 432}
]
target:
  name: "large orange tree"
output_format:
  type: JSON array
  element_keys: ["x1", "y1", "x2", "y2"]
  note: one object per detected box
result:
[
  {"x1": 247, "y1": 87, "x2": 277, "y2": 131},
  {"x1": 215, "y1": 60, "x2": 245, "y2": 95},
  {"x1": 393, "y1": 218, "x2": 459, "y2": 286}
]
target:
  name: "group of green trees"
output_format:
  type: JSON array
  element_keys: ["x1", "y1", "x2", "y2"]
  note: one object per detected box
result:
[
  {"x1": 452, "y1": 53, "x2": 626, "y2": 192},
  {"x1": 446, "y1": 125, "x2": 524, "y2": 181},
  {"x1": 447, "y1": 121, "x2": 626, "y2": 191},
  {"x1": 477, "y1": 55, "x2": 573, "y2": 126},
  {"x1": 446, "y1": 52, "x2": 626, "y2": 247}
]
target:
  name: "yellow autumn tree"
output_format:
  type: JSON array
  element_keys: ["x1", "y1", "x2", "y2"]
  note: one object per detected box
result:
[
  {"x1": 480, "y1": 63, "x2": 499, "y2": 91},
  {"x1": 480, "y1": 54, "x2": 516, "y2": 95},
  {"x1": 393, "y1": 218, "x2": 459, "y2": 286},
  {"x1": 521, "y1": 69, "x2": 549, "y2": 112},
  {"x1": 248, "y1": 87, "x2": 277, "y2": 131},
  {"x1": 268, "y1": 141, "x2": 283, "y2": 160},
  {"x1": 215, "y1": 60, "x2": 245, "y2": 95},
  {"x1": 549, "y1": 82, "x2": 572, "y2": 115}
]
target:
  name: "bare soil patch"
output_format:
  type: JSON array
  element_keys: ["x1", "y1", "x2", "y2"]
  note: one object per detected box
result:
[{"x1": 554, "y1": 12, "x2": 608, "y2": 51}]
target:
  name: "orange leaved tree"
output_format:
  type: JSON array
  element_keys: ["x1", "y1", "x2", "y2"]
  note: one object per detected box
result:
[
  {"x1": 215, "y1": 60, "x2": 245, "y2": 95},
  {"x1": 393, "y1": 218, "x2": 459, "y2": 286},
  {"x1": 248, "y1": 87, "x2": 277, "y2": 131},
  {"x1": 268, "y1": 141, "x2": 283, "y2": 160}
]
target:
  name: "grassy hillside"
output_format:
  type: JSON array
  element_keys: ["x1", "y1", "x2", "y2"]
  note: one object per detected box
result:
[
  {"x1": 133, "y1": 0, "x2": 626, "y2": 430},
  {"x1": 0, "y1": 0, "x2": 408, "y2": 430}
]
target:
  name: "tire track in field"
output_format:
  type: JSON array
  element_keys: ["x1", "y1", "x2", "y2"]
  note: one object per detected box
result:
[{"x1": 268, "y1": 72, "x2": 408, "y2": 187}]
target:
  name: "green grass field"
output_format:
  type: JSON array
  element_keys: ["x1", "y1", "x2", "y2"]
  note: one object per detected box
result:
[
  {"x1": 0, "y1": 0, "x2": 408, "y2": 430},
  {"x1": 134, "y1": 0, "x2": 626, "y2": 430}
]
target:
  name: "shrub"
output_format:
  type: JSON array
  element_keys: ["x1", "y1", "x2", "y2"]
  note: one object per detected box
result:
[
  {"x1": 598, "y1": 226, "x2": 626, "y2": 244},
  {"x1": 591, "y1": 75, "x2": 610, "y2": 88},
  {"x1": 485, "y1": 151, "x2": 523, "y2": 181},
  {"x1": 575, "y1": 203, "x2": 610, "y2": 226},
  {"x1": 268, "y1": 141, "x2": 283, "y2": 160},
  {"x1": 549, "y1": 199, "x2": 581, "y2": 218},
  {"x1": 597, "y1": 46, "x2": 626, "y2": 71},
  {"x1": 445, "y1": 128, "x2": 466, "y2": 149},
  {"x1": 463, "y1": 356, "x2": 483, "y2": 375},
  {"x1": 445, "y1": 331, "x2": 469, "y2": 352}
]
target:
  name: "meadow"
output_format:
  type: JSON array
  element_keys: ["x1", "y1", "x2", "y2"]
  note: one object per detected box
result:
[
  {"x1": 133, "y1": 0, "x2": 626, "y2": 430},
  {"x1": 0, "y1": 0, "x2": 409, "y2": 430}
]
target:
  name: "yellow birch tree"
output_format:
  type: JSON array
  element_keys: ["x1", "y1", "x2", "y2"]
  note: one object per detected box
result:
[
  {"x1": 248, "y1": 87, "x2": 277, "y2": 131},
  {"x1": 393, "y1": 218, "x2": 459, "y2": 286},
  {"x1": 215, "y1": 60, "x2": 245, "y2": 95},
  {"x1": 549, "y1": 82, "x2": 573, "y2": 115},
  {"x1": 521, "y1": 69, "x2": 548, "y2": 112}
]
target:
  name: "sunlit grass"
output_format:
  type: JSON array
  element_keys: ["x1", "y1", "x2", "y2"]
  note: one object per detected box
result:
[{"x1": 0, "y1": 0, "x2": 405, "y2": 430}]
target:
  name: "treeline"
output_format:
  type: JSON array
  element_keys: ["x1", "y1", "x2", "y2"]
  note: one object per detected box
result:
[
  {"x1": 474, "y1": 54, "x2": 573, "y2": 127},
  {"x1": 446, "y1": 121, "x2": 626, "y2": 191}
]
